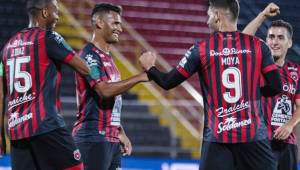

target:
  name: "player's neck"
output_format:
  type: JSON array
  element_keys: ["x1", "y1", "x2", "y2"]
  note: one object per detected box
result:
[
  {"x1": 28, "y1": 18, "x2": 47, "y2": 30},
  {"x1": 275, "y1": 56, "x2": 285, "y2": 67},
  {"x1": 219, "y1": 21, "x2": 237, "y2": 32},
  {"x1": 91, "y1": 34, "x2": 110, "y2": 54}
]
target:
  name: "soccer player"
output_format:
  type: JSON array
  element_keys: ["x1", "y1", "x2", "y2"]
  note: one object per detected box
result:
[
  {"x1": 139, "y1": 0, "x2": 283, "y2": 169},
  {"x1": 72, "y1": 3, "x2": 148, "y2": 170},
  {"x1": 243, "y1": 3, "x2": 300, "y2": 170},
  {"x1": 0, "y1": 0, "x2": 90, "y2": 169}
]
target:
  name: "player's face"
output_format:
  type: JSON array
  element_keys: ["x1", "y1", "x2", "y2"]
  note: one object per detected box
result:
[
  {"x1": 207, "y1": 7, "x2": 219, "y2": 33},
  {"x1": 45, "y1": 0, "x2": 59, "y2": 30},
  {"x1": 266, "y1": 27, "x2": 292, "y2": 61},
  {"x1": 102, "y1": 12, "x2": 122, "y2": 44}
]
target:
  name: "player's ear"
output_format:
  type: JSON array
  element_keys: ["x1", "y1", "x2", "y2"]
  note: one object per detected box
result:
[
  {"x1": 41, "y1": 8, "x2": 48, "y2": 18},
  {"x1": 95, "y1": 17, "x2": 104, "y2": 29},
  {"x1": 288, "y1": 38, "x2": 292, "y2": 48},
  {"x1": 214, "y1": 10, "x2": 220, "y2": 23}
]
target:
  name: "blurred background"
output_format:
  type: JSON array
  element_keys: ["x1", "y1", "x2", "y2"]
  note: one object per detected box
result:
[{"x1": 0, "y1": 0, "x2": 299, "y2": 169}]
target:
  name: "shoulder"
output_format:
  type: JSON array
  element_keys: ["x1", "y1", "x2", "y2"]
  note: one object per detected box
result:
[
  {"x1": 80, "y1": 44, "x2": 101, "y2": 67},
  {"x1": 45, "y1": 30, "x2": 65, "y2": 43}
]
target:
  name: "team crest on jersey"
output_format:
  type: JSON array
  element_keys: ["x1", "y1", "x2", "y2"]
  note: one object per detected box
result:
[
  {"x1": 290, "y1": 71, "x2": 299, "y2": 82},
  {"x1": 73, "y1": 149, "x2": 81, "y2": 161},
  {"x1": 85, "y1": 54, "x2": 97, "y2": 67}
]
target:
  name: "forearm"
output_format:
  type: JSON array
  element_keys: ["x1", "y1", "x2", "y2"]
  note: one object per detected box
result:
[
  {"x1": 95, "y1": 73, "x2": 147, "y2": 98},
  {"x1": 146, "y1": 67, "x2": 186, "y2": 90},
  {"x1": 286, "y1": 101, "x2": 300, "y2": 128},
  {"x1": 68, "y1": 56, "x2": 90, "y2": 76},
  {"x1": 286, "y1": 109, "x2": 300, "y2": 128},
  {"x1": 242, "y1": 12, "x2": 266, "y2": 36},
  {"x1": 119, "y1": 126, "x2": 126, "y2": 135}
]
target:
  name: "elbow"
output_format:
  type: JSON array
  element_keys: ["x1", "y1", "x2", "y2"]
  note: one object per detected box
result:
[{"x1": 160, "y1": 84, "x2": 174, "y2": 91}]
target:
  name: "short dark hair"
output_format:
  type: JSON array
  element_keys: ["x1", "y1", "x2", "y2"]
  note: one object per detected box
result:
[
  {"x1": 91, "y1": 3, "x2": 122, "y2": 26},
  {"x1": 209, "y1": 0, "x2": 240, "y2": 21},
  {"x1": 26, "y1": 0, "x2": 53, "y2": 17},
  {"x1": 269, "y1": 20, "x2": 293, "y2": 39}
]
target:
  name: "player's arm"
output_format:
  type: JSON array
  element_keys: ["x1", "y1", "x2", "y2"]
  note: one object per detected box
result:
[
  {"x1": 118, "y1": 126, "x2": 132, "y2": 156},
  {"x1": 68, "y1": 55, "x2": 90, "y2": 76},
  {"x1": 274, "y1": 99, "x2": 300, "y2": 140},
  {"x1": 93, "y1": 73, "x2": 148, "y2": 98},
  {"x1": 260, "y1": 70, "x2": 282, "y2": 97},
  {"x1": 82, "y1": 52, "x2": 148, "y2": 98},
  {"x1": 46, "y1": 31, "x2": 90, "y2": 76},
  {"x1": 0, "y1": 62, "x2": 6, "y2": 155},
  {"x1": 260, "y1": 42, "x2": 282, "y2": 96},
  {"x1": 145, "y1": 66, "x2": 186, "y2": 90},
  {"x1": 242, "y1": 3, "x2": 280, "y2": 36},
  {"x1": 139, "y1": 44, "x2": 199, "y2": 90}
]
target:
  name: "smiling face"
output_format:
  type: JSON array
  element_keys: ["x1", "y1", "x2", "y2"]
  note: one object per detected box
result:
[
  {"x1": 101, "y1": 11, "x2": 122, "y2": 44},
  {"x1": 266, "y1": 26, "x2": 292, "y2": 61},
  {"x1": 40, "y1": 0, "x2": 59, "y2": 30}
]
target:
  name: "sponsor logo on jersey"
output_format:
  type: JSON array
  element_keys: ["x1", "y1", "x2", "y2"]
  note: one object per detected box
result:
[
  {"x1": 8, "y1": 112, "x2": 33, "y2": 128},
  {"x1": 283, "y1": 83, "x2": 296, "y2": 95},
  {"x1": 7, "y1": 40, "x2": 33, "y2": 49},
  {"x1": 216, "y1": 100, "x2": 250, "y2": 118},
  {"x1": 210, "y1": 48, "x2": 251, "y2": 57},
  {"x1": 217, "y1": 117, "x2": 251, "y2": 134},
  {"x1": 8, "y1": 92, "x2": 36, "y2": 110}
]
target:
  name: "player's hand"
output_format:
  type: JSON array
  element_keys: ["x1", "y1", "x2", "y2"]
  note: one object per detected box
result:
[
  {"x1": 274, "y1": 124, "x2": 293, "y2": 140},
  {"x1": 119, "y1": 133, "x2": 132, "y2": 156},
  {"x1": 139, "y1": 51, "x2": 157, "y2": 71},
  {"x1": 262, "y1": 3, "x2": 280, "y2": 17}
]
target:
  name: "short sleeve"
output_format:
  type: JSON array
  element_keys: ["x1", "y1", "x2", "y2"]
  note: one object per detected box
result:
[
  {"x1": 176, "y1": 42, "x2": 200, "y2": 78},
  {"x1": 45, "y1": 31, "x2": 75, "y2": 64},
  {"x1": 260, "y1": 41, "x2": 277, "y2": 74},
  {"x1": 81, "y1": 52, "x2": 108, "y2": 88}
]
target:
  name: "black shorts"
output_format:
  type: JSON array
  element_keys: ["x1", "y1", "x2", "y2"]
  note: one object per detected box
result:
[
  {"x1": 271, "y1": 140, "x2": 298, "y2": 170},
  {"x1": 77, "y1": 141, "x2": 121, "y2": 170},
  {"x1": 11, "y1": 127, "x2": 83, "y2": 170},
  {"x1": 200, "y1": 139, "x2": 276, "y2": 170}
]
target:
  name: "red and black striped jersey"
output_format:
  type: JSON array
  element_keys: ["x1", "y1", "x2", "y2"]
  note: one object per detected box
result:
[
  {"x1": 176, "y1": 31, "x2": 277, "y2": 143},
  {"x1": 262, "y1": 61, "x2": 300, "y2": 144},
  {"x1": 73, "y1": 43, "x2": 121, "y2": 143},
  {"x1": 1, "y1": 27, "x2": 75, "y2": 140}
]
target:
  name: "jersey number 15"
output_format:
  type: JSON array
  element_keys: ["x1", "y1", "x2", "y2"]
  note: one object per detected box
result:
[{"x1": 7, "y1": 56, "x2": 32, "y2": 94}]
